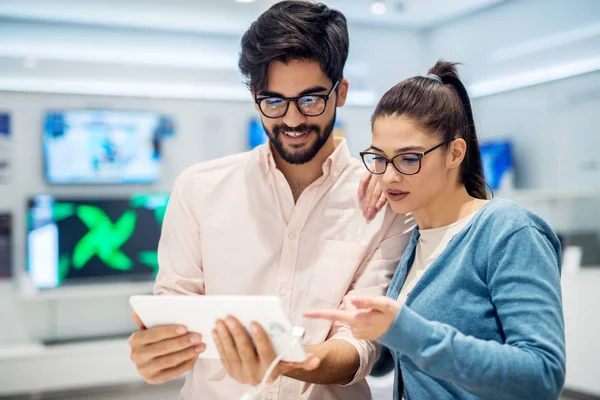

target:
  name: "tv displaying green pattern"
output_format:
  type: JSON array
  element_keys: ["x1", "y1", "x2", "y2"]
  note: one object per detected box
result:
[{"x1": 27, "y1": 193, "x2": 168, "y2": 289}]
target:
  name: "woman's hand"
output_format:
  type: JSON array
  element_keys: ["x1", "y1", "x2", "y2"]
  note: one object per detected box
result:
[
  {"x1": 304, "y1": 296, "x2": 400, "y2": 341},
  {"x1": 358, "y1": 171, "x2": 387, "y2": 220}
]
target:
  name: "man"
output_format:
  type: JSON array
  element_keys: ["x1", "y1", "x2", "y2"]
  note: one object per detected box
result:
[{"x1": 128, "y1": 1, "x2": 410, "y2": 399}]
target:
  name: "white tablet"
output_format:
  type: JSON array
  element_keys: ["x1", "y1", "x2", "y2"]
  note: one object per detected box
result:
[{"x1": 129, "y1": 295, "x2": 307, "y2": 363}]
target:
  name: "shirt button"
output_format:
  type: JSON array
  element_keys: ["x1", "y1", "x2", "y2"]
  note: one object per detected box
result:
[
  {"x1": 266, "y1": 394, "x2": 273, "y2": 400},
  {"x1": 279, "y1": 288, "x2": 287, "y2": 296},
  {"x1": 288, "y1": 232, "x2": 296, "y2": 240}
]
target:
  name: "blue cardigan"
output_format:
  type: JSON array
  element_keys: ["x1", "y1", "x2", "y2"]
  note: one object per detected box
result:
[{"x1": 379, "y1": 198, "x2": 566, "y2": 400}]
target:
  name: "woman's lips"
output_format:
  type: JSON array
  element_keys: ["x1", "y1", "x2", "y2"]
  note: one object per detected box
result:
[{"x1": 386, "y1": 190, "x2": 409, "y2": 202}]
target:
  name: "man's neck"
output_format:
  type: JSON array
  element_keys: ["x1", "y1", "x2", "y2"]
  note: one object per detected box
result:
[{"x1": 273, "y1": 138, "x2": 337, "y2": 202}]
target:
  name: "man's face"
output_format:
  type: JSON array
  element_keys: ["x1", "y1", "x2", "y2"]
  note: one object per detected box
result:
[{"x1": 254, "y1": 59, "x2": 348, "y2": 164}]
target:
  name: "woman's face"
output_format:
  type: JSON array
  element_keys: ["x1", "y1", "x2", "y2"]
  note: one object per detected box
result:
[{"x1": 370, "y1": 115, "x2": 463, "y2": 216}]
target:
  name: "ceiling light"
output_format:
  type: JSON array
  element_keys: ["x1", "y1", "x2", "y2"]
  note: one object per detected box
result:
[
  {"x1": 235, "y1": 0, "x2": 256, "y2": 3},
  {"x1": 0, "y1": 77, "x2": 378, "y2": 106},
  {"x1": 468, "y1": 57, "x2": 600, "y2": 99},
  {"x1": 489, "y1": 23, "x2": 600, "y2": 63},
  {"x1": 370, "y1": 1, "x2": 387, "y2": 15}
]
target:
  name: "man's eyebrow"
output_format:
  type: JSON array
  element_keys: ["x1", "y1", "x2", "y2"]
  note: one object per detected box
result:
[{"x1": 257, "y1": 85, "x2": 329, "y2": 98}]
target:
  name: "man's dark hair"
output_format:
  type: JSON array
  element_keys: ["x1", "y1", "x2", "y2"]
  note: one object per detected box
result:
[{"x1": 239, "y1": 0, "x2": 349, "y2": 93}]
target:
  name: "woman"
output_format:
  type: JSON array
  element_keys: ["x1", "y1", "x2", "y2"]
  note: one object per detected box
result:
[{"x1": 305, "y1": 60, "x2": 566, "y2": 400}]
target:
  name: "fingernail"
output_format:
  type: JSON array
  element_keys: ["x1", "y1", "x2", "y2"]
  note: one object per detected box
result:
[
  {"x1": 218, "y1": 322, "x2": 227, "y2": 333},
  {"x1": 190, "y1": 335, "x2": 201, "y2": 344},
  {"x1": 176, "y1": 327, "x2": 186, "y2": 335},
  {"x1": 213, "y1": 332, "x2": 220, "y2": 345},
  {"x1": 250, "y1": 323, "x2": 258, "y2": 335},
  {"x1": 195, "y1": 345, "x2": 205, "y2": 353},
  {"x1": 225, "y1": 319, "x2": 236, "y2": 331},
  {"x1": 376, "y1": 201, "x2": 383, "y2": 209}
]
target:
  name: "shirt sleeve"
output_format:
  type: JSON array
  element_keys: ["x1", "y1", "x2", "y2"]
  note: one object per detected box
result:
[
  {"x1": 379, "y1": 225, "x2": 566, "y2": 399},
  {"x1": 154, "y1": 170, "x2": 205, "y2": 295},
  {"x1": 329, "y1": 211, "x2": 412, "y2": 386}
]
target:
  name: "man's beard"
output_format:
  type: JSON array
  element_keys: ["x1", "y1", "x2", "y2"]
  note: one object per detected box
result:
[{"x1": 263, "y1": 112, "x2": 336, "y2": 165}]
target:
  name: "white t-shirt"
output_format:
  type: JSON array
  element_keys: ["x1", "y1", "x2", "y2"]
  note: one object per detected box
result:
[{"x1": 397, "y1": 212, "x2": 477, "y2": 306}]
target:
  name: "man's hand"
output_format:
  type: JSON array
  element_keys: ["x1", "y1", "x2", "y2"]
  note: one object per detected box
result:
[
  {"x1": 358, "y1": 171, "x2": 387, "y2": 220},
  {"x1": 129, "y1": 311, "x2": 206, "y2": 384},
  {"x1": 213, "y1": 316, "x2": 320, "y2": 386}
]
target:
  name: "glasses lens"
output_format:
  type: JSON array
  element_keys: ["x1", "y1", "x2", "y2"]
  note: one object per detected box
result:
[
  {"x1": 297, "y1": 96, "x2": 326, "y2": 116},
  {"x1": 393, "y1": 154, "x2": 421, "y2": 175},
  {"x1": 260, "y1": 98, "x2": 287, "y2": 118},
  {"x1": 362, "y1": 153, "x2": 388, "y2": 174}
]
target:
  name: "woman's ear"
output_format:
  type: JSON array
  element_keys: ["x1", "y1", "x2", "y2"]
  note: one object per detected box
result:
[
  {"x1": 447, "y1": 138, "x2": 467, "y2": 170},
  {"x1": 336, "y1": 78, "x2": 349, "y2": 107}
]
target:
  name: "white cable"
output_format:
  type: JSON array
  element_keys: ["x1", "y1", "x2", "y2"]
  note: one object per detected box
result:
[{"x1": 239, "y1": 336, "x2": 302, "y2": 400}]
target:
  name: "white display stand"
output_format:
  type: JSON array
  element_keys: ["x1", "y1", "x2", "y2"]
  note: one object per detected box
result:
[{"x1": 0, "y1": 338, "x2": 142, "y2": 396}]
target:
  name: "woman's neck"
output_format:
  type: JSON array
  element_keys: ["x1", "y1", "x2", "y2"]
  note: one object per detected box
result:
[{"x1": 413, "y1": 185, "x2": 487, "y2": 230}]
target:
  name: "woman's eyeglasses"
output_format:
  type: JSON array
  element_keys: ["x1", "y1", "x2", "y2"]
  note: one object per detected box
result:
[{"x1": 360, "y1": 140, "x2": 453, "y2": 175}]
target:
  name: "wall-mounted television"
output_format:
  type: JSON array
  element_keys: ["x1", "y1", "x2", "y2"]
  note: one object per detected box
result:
[
  {"x1": 248, "y1": 118, "x2": 269, "y2": 150},
  {"x1": 0, "y1": 213, "x2": 11, "y2": 279},
  {"x1": 26, "y1": 193, "x2": 169, "y2": 289},
  {"x1": 480, "y1": 140, "x2": 514, "y2": 191},
  {"x1": 43, "y1": 110, "x2": 174, "y2": 184}
]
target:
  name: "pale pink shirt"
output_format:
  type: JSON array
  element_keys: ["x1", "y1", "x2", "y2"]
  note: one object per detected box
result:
[{"x1": 154, "y1": 138, "x2": 411, "y2": 400}]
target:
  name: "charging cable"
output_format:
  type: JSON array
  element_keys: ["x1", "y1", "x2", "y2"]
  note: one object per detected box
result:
[{"x1": 239, "y1": 327, "x2": 305, "y2": 400}]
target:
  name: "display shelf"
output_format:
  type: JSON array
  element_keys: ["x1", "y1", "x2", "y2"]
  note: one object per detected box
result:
[
  {"x1": 497, "y1": 188, "x2": 600, "y2": 202},
  {"x1": 17, "y1": 272, "x2": 154, "y2": 301}
]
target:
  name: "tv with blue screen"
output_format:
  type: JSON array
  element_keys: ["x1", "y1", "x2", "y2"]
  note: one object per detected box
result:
[
  {"x1": 248, "y1": 118, "x2": 269, "y2": 149},
  {"x1": 479, "y1": 140, "x2": 514, "y2": 191},
  {"x1": 26, "y1": 193, "x2": 169, "y2": 289},
  {"x1": 43, "y1": 110, "x2": 174, "y2": 184}
]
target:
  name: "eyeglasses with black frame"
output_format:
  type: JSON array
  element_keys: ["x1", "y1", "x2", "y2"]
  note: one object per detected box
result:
[
  {"x1": 360, "y1": 140, "x2": 454, "y2": 176},
  {"x1": 255, "y1": 80, "x2": 339, "y2": 119}
]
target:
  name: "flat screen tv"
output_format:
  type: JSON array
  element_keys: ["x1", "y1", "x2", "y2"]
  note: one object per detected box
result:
[
  {"x1": 0, "y1": 213, "x2": 11, "y2": 279},
  {"x1": 43, "y1": 109, "x2": 173, "y2": 184},
  {"x1": 26, "y1": 193, "x2": 169, "y2": 289}
]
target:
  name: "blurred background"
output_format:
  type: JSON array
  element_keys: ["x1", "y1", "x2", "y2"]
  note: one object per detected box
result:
[{"x1": 0, "y1": 0, "x2": 599, "y2": 398}]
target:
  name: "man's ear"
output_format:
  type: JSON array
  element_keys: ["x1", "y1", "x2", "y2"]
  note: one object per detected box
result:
[
  {"x1": 250, "y1": 89, "x2": 260, "y2": 112},
  {"x1": 336, "y1": 78, "x2": 349, "y2": 107}
]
